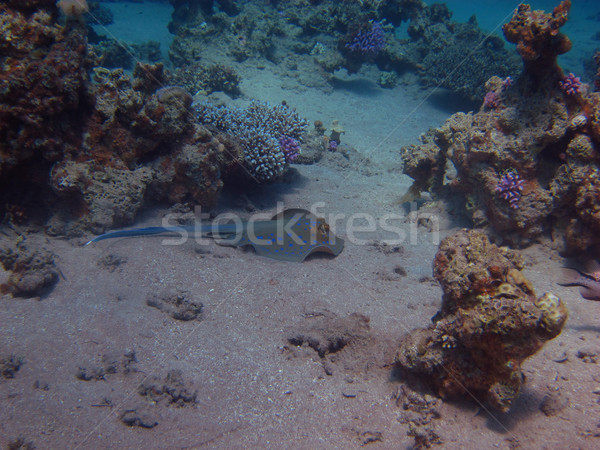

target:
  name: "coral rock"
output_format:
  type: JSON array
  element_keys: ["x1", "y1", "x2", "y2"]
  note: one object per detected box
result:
[
  {"x1": 502, "y1": 0, "x2": 572, "y2": 75},
  {"x1": 395, "y1": 229, "x2": 567, "y2": 412}
]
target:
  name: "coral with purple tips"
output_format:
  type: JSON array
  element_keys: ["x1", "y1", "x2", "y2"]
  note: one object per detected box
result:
[
  {"x1": 501, "y1": 76, "x2": 513, "y2": 90},
  {"x1": 483, "y1": 91, "x2": 501, "y2": 110},
  {"x1": 278, "y1": 136, "x2": 300, "y2": 162},
  {"x1": 196, "y1": 101, "x2": 308, "y2": 182},
  {"x1": 496, "y1": 172, "x2": 525, "y2": 209},
  {"x1": 559, "y1": 72, "x2": 583, "y2": 96}
]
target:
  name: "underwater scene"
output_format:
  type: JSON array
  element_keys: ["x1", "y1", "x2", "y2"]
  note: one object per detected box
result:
[{"x1": 1, "y1": 0, "x2": 600, "y2": 447}]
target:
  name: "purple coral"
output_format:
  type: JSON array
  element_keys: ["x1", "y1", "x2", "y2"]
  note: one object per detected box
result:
[
  {"x1": 345, "y1": 21, "x2": 386, "y2": 55},
  {"x1": 559, "y1": 73, "x2": 583, "y2": 96},
  {"x1": 483, "y1": 91, "x2": 501, "y2": 110},
  {"x1": 496, "y1": 172, "x2": 525, "y2": 209},
  {"x1": 279, "y1": 135, "x2": 300, "y2": 162}
]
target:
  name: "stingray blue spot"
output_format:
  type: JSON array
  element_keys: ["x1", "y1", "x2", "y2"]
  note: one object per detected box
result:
[
  {"x1": 288, "y1": 243, "x2": 294, "y2": 247},
  {"x1": 257, "y1": 235, "x2": 263, "y2": 239}
]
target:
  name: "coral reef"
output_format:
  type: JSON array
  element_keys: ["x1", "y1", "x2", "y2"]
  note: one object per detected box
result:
[
  {"x1": 400, "y1": 1, "x2": 600, "y2": 252},
  {"x1": 166, "y1": 0, "x2": 518, "y2": 100},
  {"x1": 0, "y1": 0, "x2": 92, "y2": 178},
  {"x1": 90, "y1": 38, "x2": 162, "y2": 70},
  {"x1": 278, "y1": 135, "x2": 301, "y2": 162},
  {"x1": 559, "y1": 72, "x2": 583, "y2": 96},
  {"x1": 407, "y1": 5, "x2": 520, "y2": 100},
  {"x1": 344, "y1": 20, "x2": 386, "y2": 56},
  {"x1": 197, "y1": 100, "x2": 308, "y2": 182},
  {"x1": 395, "y1": 229, "x2": 567, "y2": 412},
  {"x1": 483, "y1": 91, "x2": 501, "y2": 110},
  {"x1": 0, "y1": 0, "x2": 241, "y2": 238},
  {"x1": 495, "y1": 172, "x2": 525, "y2": 209},
  {"x1": 86, "y1": 1, "x2": 113, "y2": 26}
]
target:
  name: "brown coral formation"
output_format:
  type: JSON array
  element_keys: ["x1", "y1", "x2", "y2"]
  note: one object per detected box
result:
[
  {"x1": 45, "y1": 63, "x2": 240, "y2": 234},
  {"x1": 0, "y1": 237, "x2": 59, "y2": 298},
  {"x1": 0, "y1": 1, "x2": 92, "y2": 177},
  {"x1": 395, "y1": 229, "x2": 567, "y2": 412},
  {"x1": 401, "y1": 1, "x2": 600, "y2": 252},
  {"x1": 0, "y1": 1, "x2": 244, "y2": 237},
  {"x1": 502, "y1": 0, "x2": 572, "y2": 76}
]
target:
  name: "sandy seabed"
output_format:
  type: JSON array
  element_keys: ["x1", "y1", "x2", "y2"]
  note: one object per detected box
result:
[{"x1": 2, "y1": 1, "x2": 600, "y2": 448}]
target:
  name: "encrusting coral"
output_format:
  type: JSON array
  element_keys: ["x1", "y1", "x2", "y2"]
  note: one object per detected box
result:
[
  {"x1": 395, "y1": 229, "x2": 567, "y2": 412},
  {"x1": 48, "y1": 62, "x2": 245, "y2": 234},
  {"x1": 0, "y1": 0, "x2": 92, "y2": 178}
]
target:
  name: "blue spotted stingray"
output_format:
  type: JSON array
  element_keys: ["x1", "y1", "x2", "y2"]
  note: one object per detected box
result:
[{"x1": 85, "y1": 208, "x2": 344, "y2": 262}]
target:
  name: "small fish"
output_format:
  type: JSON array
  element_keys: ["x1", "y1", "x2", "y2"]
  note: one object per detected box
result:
[
  {"x1": 85, "y1": 208, "x2": 344, "y2": 262},
  {"x1": 558, "y1": 262, "x2": 600, "y2": 301}
]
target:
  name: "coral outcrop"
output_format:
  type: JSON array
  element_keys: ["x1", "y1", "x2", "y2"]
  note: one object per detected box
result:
[
  {"x1": 167, "y1": 62, "x2": 241, "y2": 97},
  {"x1": 47, "y1": 63, "x2": 240, "y2": 234},
  {"x1": 0, "y1": 0, "x2": 241, "y2": 236},
  {"x1": 0, "y1": 236, "x2": 59, "y2": 298},
  {"x1": 502, "y1": 0, "x2": 572, "y2": 76},
  {"x1": 395, "y1": 229, "x2": 567, "y2": 412},
  {"x1": 401, "y1": 1, "x2": 600, "y2": 252}
]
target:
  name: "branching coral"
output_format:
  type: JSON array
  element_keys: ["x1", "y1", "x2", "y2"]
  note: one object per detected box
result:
[
  {"x1": 196, "y1": 101, "x2": 308, "y2": 182},
  {"x1": 559, "y1": 72, "x2": 583, "y2": 96},
  {"x1": 496, "y1": 172, "x2": 525, "y2": 209}
]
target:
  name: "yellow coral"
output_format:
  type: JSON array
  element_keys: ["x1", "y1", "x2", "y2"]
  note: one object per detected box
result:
[
  {"x1": 535, "y1": 293, "x2": 568, "y2": 332},
  {"x1": 495, "y1": 283, "x2": 519, "y2": 298},
  {"x1": 507, "y1": 268, "x2": 535, "y2": 295}
]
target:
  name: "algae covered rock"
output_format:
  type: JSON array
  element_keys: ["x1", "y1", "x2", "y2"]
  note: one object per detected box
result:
[
  {"x1": 0, "y1": 237, "x2": 59, "y2": 298},
  {"x1": 395, "y1": 229, "x2": 567, "y2": 412}
]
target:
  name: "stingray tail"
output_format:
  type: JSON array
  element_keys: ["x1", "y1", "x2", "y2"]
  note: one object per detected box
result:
[{"x1": 84, "y1": 226, "x2": 190, "y2": 245}]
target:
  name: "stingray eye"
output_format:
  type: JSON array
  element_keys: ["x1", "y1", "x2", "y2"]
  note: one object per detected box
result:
[{"x1": 318, "y1": 222, "x2": 329, "y2": 237}]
